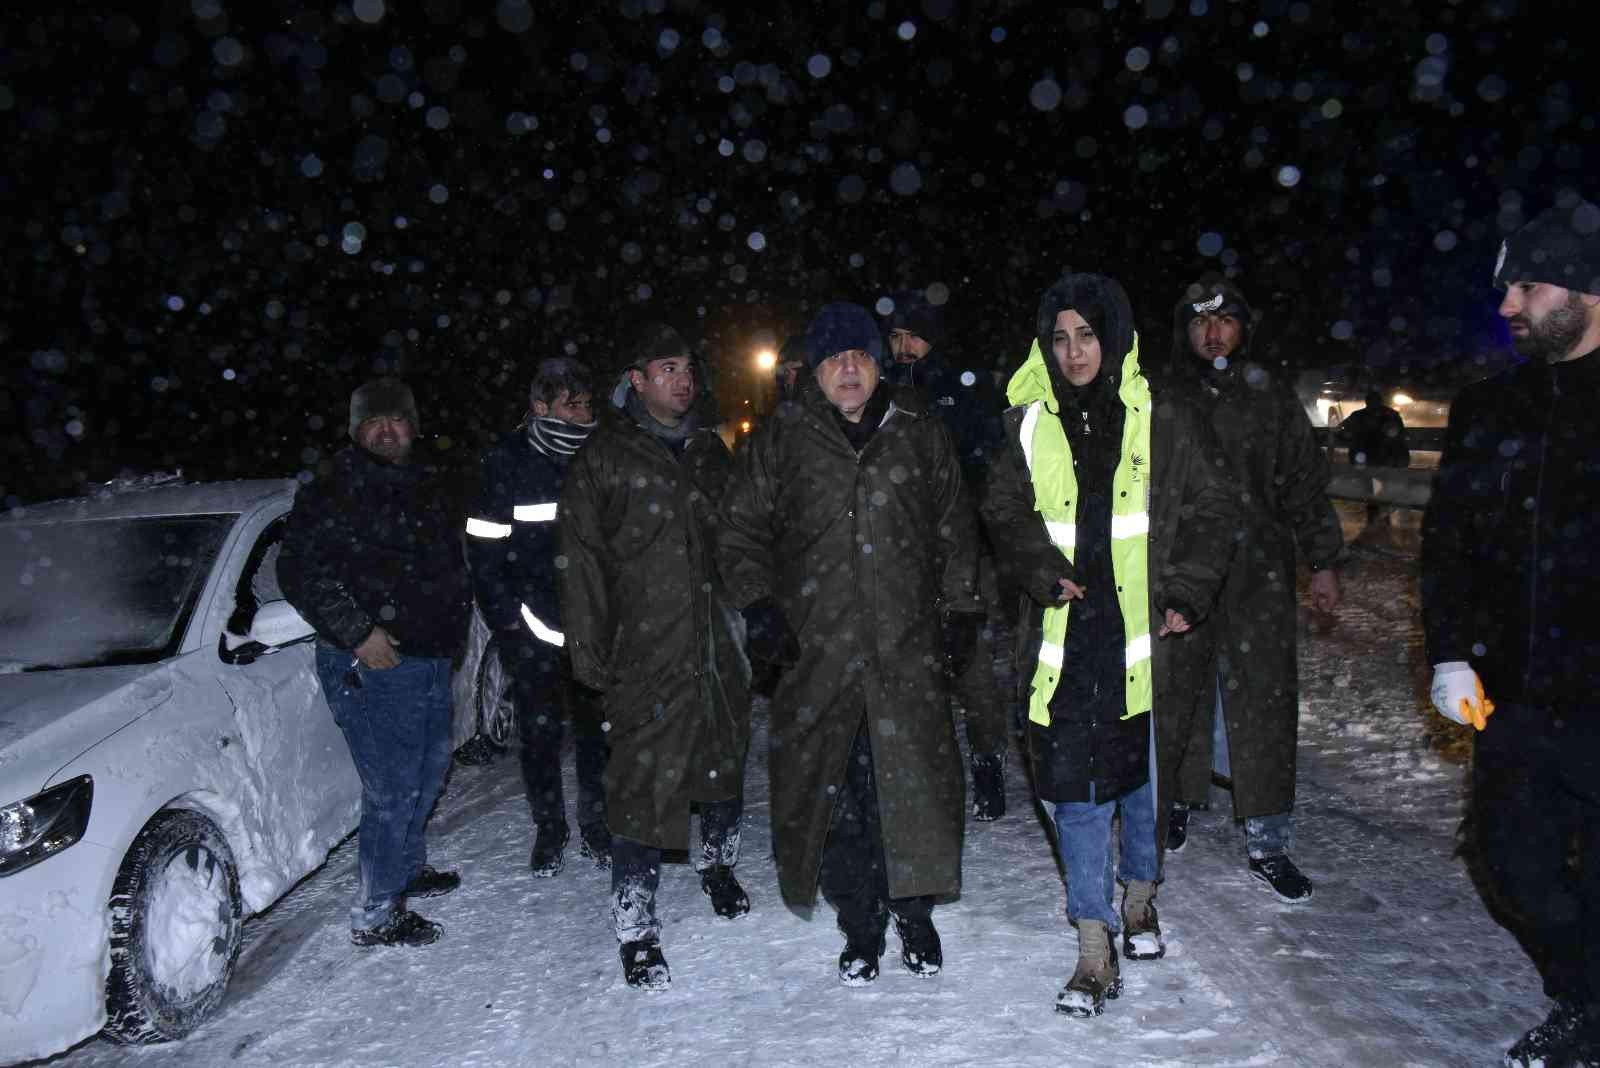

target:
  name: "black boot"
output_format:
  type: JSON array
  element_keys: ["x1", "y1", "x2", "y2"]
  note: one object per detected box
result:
[
  {"x1": 578, "y1": 822, "x2": 611, "y2": 869},
  {"x1": 620, "y1": 939, "x2": 670, "y2": 989},
  {"x1": 838, "y1": 929, "x2": 887, "y2": 986},
  {"x1": 700, "y1": 866, "x2": 751, "y2": 919},
  {"x1": 1166, "y1": 804, "x2": 1189, "y2": 853},
  {"x1": 351, "y1": 910, "x2": 443, "y2": 948},
  {"x1": 403, "y1": 865, "x2": 460, "y2": 899},
  {"x1": 971, "y1": 755, "x2": 1006, "y2": 822},
  {"x1": 1507, "y1": 998, "x2": 1587, "y2": 1066},
  {"x1": 530, "y1": 821, "x2": 570, "y2": 878},
  {"x1": 893, "y1": 912, "x2": 943, "y2": 977},
  {"x1": 1248, "y1": 853, "x2": 1314, "y2": 902}
]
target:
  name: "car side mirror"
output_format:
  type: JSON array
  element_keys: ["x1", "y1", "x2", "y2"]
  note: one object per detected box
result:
[{"x1": 220, "y1": 600, "x2": 315, "y2": 665}]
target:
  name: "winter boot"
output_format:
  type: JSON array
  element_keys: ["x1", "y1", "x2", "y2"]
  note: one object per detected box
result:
[
  {"x1": 971, "y1": 755, "x2": 1006, "y2": 822},
  {"x1": 351, "y1": 910, "x2": 443, "y2": 948},
  {"x1": 1248, "y1": 853, "x2": 1314, "y2": 902},
  {"x1": 1506, "y1": 997, "x2": 1587, "y2": 1066},
  {"x1": 578, "y1": 822, "x2": 612, "y2": 869},
  {"x1": 838, "y1": 930, "x2": 888, "y2": 986},
  {"x1": 620, "y1": 939, "x2": 670, "y2": 989},
  {"x1": 530, "y1": 821, "x2": 570, "y2": 878},
  {"x1": 1166, "y1": 804, "x2": 1190, "y2": 853},
  {"x1": 403, "y1": 865, "x2": 460, "y2": 899},
  {"x1": 893, "y1": 912, "x2": 943, "y2": 977},
  {"x1": 700, "y1": 866, "x2": 751, "y2": 919},
  {"x1": 1120, "y1": 880, "x2": 1165, "y2": 961},
  {"x1": 1055, "y1": 920, "x2": 1122, "y2": 1017}
]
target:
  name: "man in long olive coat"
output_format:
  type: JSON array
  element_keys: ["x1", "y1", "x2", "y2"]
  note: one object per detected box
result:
[
  {"x1": 1160, "y1": 276, "x2": 1344, "y2": 904},
  {"x1": 718, "y1": 301, "x2": 983, "y2": 986},
  {"x1": 559, "y1": 321, "x2": 752, "y2": 989}
]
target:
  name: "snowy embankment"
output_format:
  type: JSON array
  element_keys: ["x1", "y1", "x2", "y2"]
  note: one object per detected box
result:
[{"x1": 36, "y1": 505, "x2": 1541, "y2": 1068}]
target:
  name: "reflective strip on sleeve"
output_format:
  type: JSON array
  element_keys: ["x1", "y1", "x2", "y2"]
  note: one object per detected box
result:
[
  {"x1": 1019, "y1": 400, "x2": 1043, "y2": 472},
  {"x1": 1125, "y1": 633, "x2": 1152, "y2": 668},
  {"x1": 520, "y1": 603, "x2": 565, "y2": 647},
  {"x1": 1038, "y1": 639, "x2": 1064, "y2": 669},
  {"x1": 1044, "y1": 520, "x2": 1076, "y2": 550},
  {"x1": 466, "y1": 517, "x2": 514, "y2": 539},
  {"x1": 513, "y1": 502, "x2": 559, "y2": 522},
  {"x1": 1110, "y1": 512, "x2": 1150, "y2": 539}
]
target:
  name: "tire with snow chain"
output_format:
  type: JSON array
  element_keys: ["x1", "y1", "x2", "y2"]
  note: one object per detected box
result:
[
  {"x1": 102, "y1": 809, "x2": 243, "y2": 1044},
  {"x1": 475, "y1": 635, "x2": 517, "y2": 749}
]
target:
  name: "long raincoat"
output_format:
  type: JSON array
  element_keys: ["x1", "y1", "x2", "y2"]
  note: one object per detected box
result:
[
  {"x1": 717, "y1": 379, "x2": 981, "y2": 906},
  {"x1": 558, "y1": 407, "x2": 750, "y2": 850},
  {"x1": 1161, "y1": 289, "x2": 1346, "y2": 819}
]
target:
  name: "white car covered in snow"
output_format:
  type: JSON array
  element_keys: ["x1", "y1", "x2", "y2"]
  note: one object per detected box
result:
[{"x1": 0, "y1": 478, "x2": 372, "y2": 1062}]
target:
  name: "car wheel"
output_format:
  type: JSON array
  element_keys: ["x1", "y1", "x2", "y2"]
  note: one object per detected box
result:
[
  {"x1": 102, "y1": 809, "x2": 243, "y2": 1044},
  {"x1": 476, "y1": 636, "x2": 518, "y2": 749}
]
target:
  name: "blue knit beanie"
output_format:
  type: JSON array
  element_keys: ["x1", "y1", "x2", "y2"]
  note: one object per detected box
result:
[{"x1": 804, "y1": 302, "x2": 885, "y2": 368}]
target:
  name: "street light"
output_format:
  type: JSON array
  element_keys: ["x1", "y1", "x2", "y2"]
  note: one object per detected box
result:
[{"x1": 754, "y1": 349, "x2": 777, "y2": 371}]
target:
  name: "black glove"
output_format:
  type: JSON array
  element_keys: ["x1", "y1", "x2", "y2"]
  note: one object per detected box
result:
[
  {"x1": 743, "y1": 596, "x2": 800, "y2": 667},
  {"x1": 942, "y1": 611, "x2": 984, "y2": 680}
]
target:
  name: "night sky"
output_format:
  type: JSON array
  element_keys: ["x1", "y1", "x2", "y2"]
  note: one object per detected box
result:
[{"x1": 2, "y1": 1, "x2": 1593, "y2": 504}]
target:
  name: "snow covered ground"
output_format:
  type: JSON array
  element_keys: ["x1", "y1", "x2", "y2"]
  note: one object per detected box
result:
[{"x1": 31, "y1": 504, "x2": 1544, "y2": 1068}]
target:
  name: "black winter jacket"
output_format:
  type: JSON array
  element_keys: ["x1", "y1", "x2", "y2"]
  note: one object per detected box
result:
[
  {"x1": 279, "y1": 445, "x2": 470, "y2": 658},
  {"x1": 890, "y1": 350, "x2": 1007, "y2": 493},
  {"x1": 466, "y1": 432, "x2": 569, "y2": 641},
  {"x1": 1422, "y1": 350, "x2": 1600, "y2": 707}
]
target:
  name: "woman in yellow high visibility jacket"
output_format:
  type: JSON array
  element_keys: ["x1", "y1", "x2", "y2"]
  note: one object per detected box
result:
[{"x1": 983, "y1": 272, "x2": 1237, "y2": 1018}]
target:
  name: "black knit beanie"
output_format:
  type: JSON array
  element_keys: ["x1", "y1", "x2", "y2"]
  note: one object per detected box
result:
[{"x1": 1494, "y1": 196, "x2": 1600, "y2": 296}]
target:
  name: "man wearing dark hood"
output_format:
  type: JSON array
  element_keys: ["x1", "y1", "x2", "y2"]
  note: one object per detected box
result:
[
  {"x1": 558, "y1": 321, "x2": 752, "y2": 989},
  {"x1": 1422, "y1": 195, "x2": 1600, "y2": 1067},
  {"x1": 1160, "y1": 275, "x2": 1344, "y2": 903},
  {"x1": 885, "y1": 288, "x2": 1012, "y2": 821},
  {"x1": 466, "y1": 357, "x2": 609, "y2": 878},
  {"x1": 983, "y1": 273, "x2": 1234, "y2": 1017},
  {"x1": 774, "y1": 334, "x2": 811, "y2": 401},
  {"x1": 718, "y1": 301, "x2": 983, "y2": 986}
]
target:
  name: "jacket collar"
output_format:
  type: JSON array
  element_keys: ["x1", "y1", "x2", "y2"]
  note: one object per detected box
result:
[{"x1": 1006, "y1": 334, "x2": 1149, "y2": 414}]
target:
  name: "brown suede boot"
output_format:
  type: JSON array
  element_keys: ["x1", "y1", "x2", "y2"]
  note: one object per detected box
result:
[
  {"x1": 1055, "y1": 920, "x2": 1122, "y2": 1017},
  {"x1": 1120, "y1": 879, "x2": 1166, "y2": 961}
]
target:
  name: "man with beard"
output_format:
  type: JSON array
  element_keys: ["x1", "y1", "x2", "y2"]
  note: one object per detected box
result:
[
  {"x1": 559, "y1": 322, "x2": 752, "y2": 989},
  {"x1": 466, "y1": 357, "x2": 609, "y2": 877},
  {"x1": 280, "y1": 377, "x2": 471, "y2": 947},
  {"x1": 885, "y1": 289, "x2": 1012, "y2": 821},
  {"x1": 718, "y1": 301, "x2": 982, "y2": 985},
  {"x1": 1160, "y1": 276, "x2": 1343, "y2": 903},
  {"x1": 1422, "y1": 195, "x2": 1600, "y2": 1067}
]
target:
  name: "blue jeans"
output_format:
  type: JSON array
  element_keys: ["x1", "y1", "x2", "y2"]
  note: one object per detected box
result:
[
  {"x1": 316, "y1": 645, "x2": 454, "y2": 931},
  {"x1": 1213, "y1": 679, "x2": 1293, "y2": 858},
  {"x1": 1051, "y1": 779, "x2": 1158, "y2": 932}
]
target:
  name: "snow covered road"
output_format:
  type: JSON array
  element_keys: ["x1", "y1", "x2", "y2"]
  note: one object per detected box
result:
[{"x1": 36, "y1": 506, "x2": 1543, "y2": 1067}]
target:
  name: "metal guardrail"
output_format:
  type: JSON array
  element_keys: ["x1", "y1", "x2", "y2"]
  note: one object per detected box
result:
[
  {"x1": 1313, "y1": 426, "x2": 1446, "y2": 451},
  {"x1": 1325, "y1": 461, "x2": 1432, "y2": 508}
]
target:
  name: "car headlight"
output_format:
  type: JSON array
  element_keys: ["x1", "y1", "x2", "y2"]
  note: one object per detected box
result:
[{"x1": 0, "y1": 775, "x2": 94, "y2": 878}]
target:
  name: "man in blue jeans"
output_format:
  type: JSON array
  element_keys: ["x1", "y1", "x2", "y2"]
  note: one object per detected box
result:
[{"x1": 281, "y1": 377, "x2": 472, "y2": 947}]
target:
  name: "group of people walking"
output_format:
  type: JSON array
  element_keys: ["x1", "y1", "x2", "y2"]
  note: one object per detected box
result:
[{"x1": 278, "y1": 196, "x2": 1600, "y2": 1062}]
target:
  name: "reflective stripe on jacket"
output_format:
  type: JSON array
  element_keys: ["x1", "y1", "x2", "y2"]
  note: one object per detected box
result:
[{"x1": 1009, "y1": 338, "x2": 1153, "y2": 726}]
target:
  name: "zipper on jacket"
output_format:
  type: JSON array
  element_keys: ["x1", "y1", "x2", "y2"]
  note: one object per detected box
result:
[{"x1": 1524, "y1": 372, "x2": 1555, "y2": 694}]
